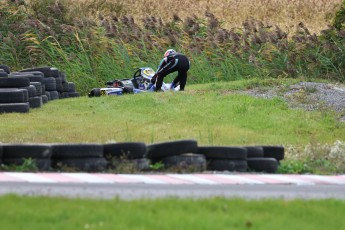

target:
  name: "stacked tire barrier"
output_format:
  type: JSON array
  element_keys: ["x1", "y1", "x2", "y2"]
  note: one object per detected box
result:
[
  {"x1": 0, "y1": 140, "x2": 284, "y2": 173},
  {"x1": 0, "y1": 65, "x2": 80, "y2": 114}
]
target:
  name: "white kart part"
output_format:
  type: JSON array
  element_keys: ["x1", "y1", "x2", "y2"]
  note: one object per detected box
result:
[{"x1": 100, "y1": 87, "x2": 123, "y2": 96}]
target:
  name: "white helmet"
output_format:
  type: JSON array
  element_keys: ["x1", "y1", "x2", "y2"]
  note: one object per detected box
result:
[{"x1": 164, "y1": 49, "x2": 176, "y2": 57}]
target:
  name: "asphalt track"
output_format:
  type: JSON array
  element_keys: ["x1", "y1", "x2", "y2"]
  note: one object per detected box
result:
[{"x1": 0, "y1": 173, "x2": 344, "y2": 200}]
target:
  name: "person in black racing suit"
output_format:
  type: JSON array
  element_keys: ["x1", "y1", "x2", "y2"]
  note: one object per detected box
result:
[{"x1": 150, "y1": 49, "x2": 190, "y2": 91}]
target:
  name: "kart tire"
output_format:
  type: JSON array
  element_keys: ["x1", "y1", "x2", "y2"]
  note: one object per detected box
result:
[
  {"x1": 30, "y1": 82, "x2": 42, "y2": 96},
  {"x1": 0, "y1": 65, "x2": 11, "y2": 74},
  {"x1": 158, "y1": 153, "x2": 207, "y2": 172},
  {"x1": 68, "y1": 82, "x2": 76, "y2": 92},
  {"x1": 68, "y1": 92, "x2": 80, "y2": 97},
  {"x1": 0, "y1": 103, "x2": 30, "y2": 113},
  {"x1": 52, "y1": 157, "x2": 107, "y2": 172},
  {"x1": 262, "y1": 146, "x2": 285, "y2": 161},
  {"x1": 51, "y1": 144, "x2": 104, "y2": 159},
  {"x1": 10, "y1": 73, "x2": 44, "y2": 83},
  {"x1": 42, "y1": 95, "x2": 49, "y2": 104},
  {"x1": 19, "y1": 67, "x2": 52, "y2": 78},
  {"x1": 0, "y1": 89, "x2": 26, "y2": 103},
  {"x1": 49, "y1": 90, "x2": 59, "y2": 100},
  {"x1": 0, "y1": 71, "x2": 8, "y2": 77},
  {"x1": 88, "y1": 88, "x2": 101, "y2": 97},
  {"x1": 104, "y1": 142, "x2": 147, "y2": 159},
  {"x1": 43, "y1": 77, "x2": 56, "y2": 91},
  {"x1": 247, "y1": 157, "x2": 279, "y2": 173},
  {"x1": 147, "y1": 139, "x2": 198, "y2": 159},
  {"x1": 0, "y1": 77, "x2": 30, "y2": 87},
  {"x1": 3, "y1": 158, "x2": 52, "y2": 171},
  {"x1": 29, "y1": 96, "x2": 43, "y2": 108},
  {"x1": 244, "y1": 146, "x2": 264, "y2": 158},
  {"x1": 20, "y1": 85, "x2": 36, "y2": 97},
  {"x1": 197, "y1": 146, "x2": 247, "y2": 160},
  {"x1": 3, "y1": 144, "x2": 52, "y2": 158},
  {"x1": 207, "y1": 159, "x2": 248, "y2": 172}
]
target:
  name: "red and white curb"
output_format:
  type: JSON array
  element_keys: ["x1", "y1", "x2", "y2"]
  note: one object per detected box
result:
[{"x1": 0, "y1": 172, "x2": 345, "y2": 185}]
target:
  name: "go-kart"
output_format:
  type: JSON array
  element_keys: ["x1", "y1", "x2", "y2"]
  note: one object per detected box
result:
[{"x1": 88, "y1": 67, "x2": 180, "y2": 97}]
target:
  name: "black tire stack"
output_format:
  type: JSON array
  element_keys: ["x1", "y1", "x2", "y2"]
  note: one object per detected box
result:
[
  {"x1": 51, "y1": 144, "x2": 107, "y2": 172},
  {"x1": 0, "y1": 65, "x2": 80, "y2": 114},
  {"x1": 198, "y1": 146, "x2": 248, "y2": 172},
  {"x1": 19, "y1": 66, "x2": 80, "y2": 100},
  {"x1": 104, "y1": 142, "x2": 150, "y2": 171},
  {"x1": 0, "y1": 69, "x2": 31, "y2": 113},
  {"x1": 0, "y1": 140, "x2": 284, "y2": 173},
  {"x1": 1, "y1": 144, "x2": 52, "y2": 171}
]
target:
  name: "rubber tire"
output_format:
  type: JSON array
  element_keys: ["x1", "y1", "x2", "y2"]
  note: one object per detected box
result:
[
  {"x1": 0, "y1": 89, "x2": 25, "y2": 103},
  {"x1": 0, "y1": 77, "x2": 30, "y2": 87},
  {"x1": 19, "y1": 67, "x2": 52, "y2": 78},
  {"x1": 207, "y1": 159, "x2": 248, "y2": 172},
  {"x1": 51, "y1": 144, "x2": 104, "y2": 159},
  {"x1": 3, "y1": 144, "x2": 52, "y2": 158},
  {"x1": 0, "y1": 72, "x2": 8, "y2": 77},
  {"x1": 43, "y1": 77, "x2": 56, "y2": 91},
  {"x1": 247, "y1": 157, "x2": 279, "y2": 173},
  {"x1": 29, "y1": 96, "x2": 43, "y2": 108},
  {"x1": 198, "y1": 146, "x2": 247, "y2": 160},
  {"x1": 245, "y1": 146, "x2": 264, "y2": 158},
  {"x1": 68, "y1": 82, "x2": 76, "y2": 92},
  {"x1": 262, "y1": 146, "x2": 285, "y2": 161},
  {"x1": 49, "y1": 90, "x2": 59, "y2": 100},
  {"x1": 0, "y1": 103, "x2": 30, "y2": 113},
  {"x1": 68, "y1": 92, "x2": 80, "y2": 97},
  {"x1": 52, "y1": 157, "x2": 107, "y2": 172},
  {"x1": 20, "y1": 85, "x2": 36, "y2": 97},
  {"x1": 104, "y1": 142, "x2": 147, "y2": 159},
  {"x1": 147, "y1": 139, "x2": 198, "y2": 159},
  {"x1": 30, "y1": 82, "x2": 42, "y2": 96},
  {"x1": 42, "y1": 95, "x2": 48, "y2": 104},
  {"x1": 0, "y1": 65, "x2": 11, "y2": 74},
  {"x1": 158, "y1": 153, "x2": 207, "y2": 172},
  {"x1": 3, "y1": 158, "x2": 51, "y2": 171},
  {"x1": 10, "y1": 73, "x2": 44, "y2": 83},
  {"x1": 88, "y1": 88, "x2": 101, "y2": 97}
]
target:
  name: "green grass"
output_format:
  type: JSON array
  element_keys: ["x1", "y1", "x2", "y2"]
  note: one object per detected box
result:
[
  {"x1": 0, "y1": 195, "x2": 344, "y2": 230},
  {"x1": 0, "y1": 79, "x2": 343, "y2": 146}
]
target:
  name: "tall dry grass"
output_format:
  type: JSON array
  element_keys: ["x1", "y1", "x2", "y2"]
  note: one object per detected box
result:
[{"x1": 24, "y1": 0, "x2": 343, "y2": 34}]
